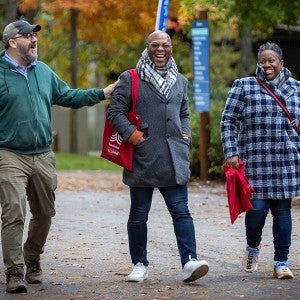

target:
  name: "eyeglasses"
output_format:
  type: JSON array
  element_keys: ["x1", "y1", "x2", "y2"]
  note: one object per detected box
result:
[
  {"x1": 13, "y1": 32, "x2": 38, "y2": 40},
  {"x1": 148, "y1": 42, "x2": 172, "y2": 50}
]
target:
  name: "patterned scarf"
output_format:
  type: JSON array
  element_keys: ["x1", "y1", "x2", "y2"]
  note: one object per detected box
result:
[
  {"x1": 136, "y1": 49, "x2": 178, "y2": 97},
  {"x1": 256, "y1": 64, "x2": 290, "y2": 89}
]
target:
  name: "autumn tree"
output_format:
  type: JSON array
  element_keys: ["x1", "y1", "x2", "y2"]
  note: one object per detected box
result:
[
  {"x1": 180, "y1": 0, "x2": 300, "y2": 78},
  {"x1": 19, "y1": 0, "x2": 182, "y2": 77},
  {"x1": 177, "y1": 0, "x2": 300, "y2": 177},
  {"x1": 17, "y1": 0, "x2": 182, "y2": 152}
]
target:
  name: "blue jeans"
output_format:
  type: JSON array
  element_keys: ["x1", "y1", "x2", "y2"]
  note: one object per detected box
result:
[
  {"x1": 127, "y1": 185, "x2": 197, "y2": 267},
  {"x1": 245, "y1": 198, "x2": 292, "y2": 262}
]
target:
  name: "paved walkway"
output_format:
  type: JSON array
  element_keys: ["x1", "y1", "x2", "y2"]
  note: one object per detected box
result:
[{"x1": 0, "y1": 171, "x2": 299, "y2": 299}]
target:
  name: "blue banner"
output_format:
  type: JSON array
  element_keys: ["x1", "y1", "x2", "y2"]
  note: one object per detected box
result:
[
  {"x1": 192, "y1": 20, "x2": 210, "y2": 112},
  {"x1": 155, "y1": 0, "x2": 171, "y2": 31}
]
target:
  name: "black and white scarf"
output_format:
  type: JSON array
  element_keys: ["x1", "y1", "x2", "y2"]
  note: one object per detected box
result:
[{"x1": 136, "y1": 49, "x2": 178, "y2": 97}]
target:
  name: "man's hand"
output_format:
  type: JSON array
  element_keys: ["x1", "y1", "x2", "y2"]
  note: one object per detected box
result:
[
  {"x1": 128, "y1": 129, "x2": 144, "y2": 145},
  {"x1": 103, "y1": 80, "x2": 119, "y2": 99}
]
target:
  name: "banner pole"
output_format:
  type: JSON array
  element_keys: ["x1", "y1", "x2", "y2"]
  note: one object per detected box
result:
[{"x1": 155, "y1": 0, "x2": 171, "y2": 31}]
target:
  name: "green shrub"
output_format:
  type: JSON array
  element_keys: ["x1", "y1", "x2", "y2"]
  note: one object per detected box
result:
[{"x1": 189, "y1": 84, "x2": 229, "y2": 178}]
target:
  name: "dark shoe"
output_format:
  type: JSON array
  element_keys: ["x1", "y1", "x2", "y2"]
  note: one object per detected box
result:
[
  {"x1": 25, "y1": 256, "x2": 42, "y2": 284},
  {"x1": 6, "y1": 269, "x2": 27, "y2": 293}
]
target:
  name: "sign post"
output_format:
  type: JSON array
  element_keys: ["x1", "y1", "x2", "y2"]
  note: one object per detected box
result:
[
  {"x1": 192, "y1": 10, "x2": 210, "y2": 180},
  {"x1": 155, "y1": 0, "x2": 171, "y2": 31},
  {"x1": 192, "y1": 19, "x2": 209, "y2": 111}
]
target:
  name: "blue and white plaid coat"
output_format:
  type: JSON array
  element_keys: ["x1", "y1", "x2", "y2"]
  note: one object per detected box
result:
[{"x1": 220, "y1": 67, "x2": 300, "y2": 199}]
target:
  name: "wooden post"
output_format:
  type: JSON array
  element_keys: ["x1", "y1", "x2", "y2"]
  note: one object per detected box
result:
[
  {"x1": 199, "y1": 110, "x2": 210, "y2": 180},
  {"x1": 197, "y1": 9, "x2": 210, "y2": 181}
]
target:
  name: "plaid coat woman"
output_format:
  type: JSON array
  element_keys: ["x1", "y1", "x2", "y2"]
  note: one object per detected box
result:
[{"x1": 220, "y1": 67, "x2": 300, "y2": 199}]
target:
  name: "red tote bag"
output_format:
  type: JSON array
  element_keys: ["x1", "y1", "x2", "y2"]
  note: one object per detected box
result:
[
  {"x1": 100, "y1": 69, "x2": 140, "y2": 171},
  {"x1": 222, "y1": 161, "x2": 254, "y2": 224}
]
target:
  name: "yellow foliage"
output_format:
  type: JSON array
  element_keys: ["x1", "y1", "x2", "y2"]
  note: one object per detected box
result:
[{"x1": 19, "y1": 0, "x2": 182, "y2": 47}]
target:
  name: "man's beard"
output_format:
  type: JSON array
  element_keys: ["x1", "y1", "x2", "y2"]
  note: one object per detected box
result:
[{"x1": 17, "y1": 43, "x2": 38, "y2": 65}]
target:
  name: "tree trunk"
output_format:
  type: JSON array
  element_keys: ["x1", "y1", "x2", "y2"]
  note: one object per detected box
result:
[
  {"x1": 4, "y1": 0, "x2": 18, "y2": 23},
  {"x1": 238, "y1": 25, "x2": 253, "y2": 78},
  {"x1": 69, "y1": 9, "x2": 79, "y2": 153}
]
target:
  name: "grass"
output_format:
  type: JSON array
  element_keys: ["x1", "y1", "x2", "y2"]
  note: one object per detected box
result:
[{"x1": 55, "y1": 152, "x2": 122, "y2": 171}]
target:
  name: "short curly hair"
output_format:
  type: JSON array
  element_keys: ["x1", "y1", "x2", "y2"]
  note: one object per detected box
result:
[{"x1": 257, "y1": 42, "x2": 283, "y2": 60}]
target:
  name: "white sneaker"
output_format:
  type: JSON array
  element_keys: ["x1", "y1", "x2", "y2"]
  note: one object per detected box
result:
[
  {"x1": 273, "y1": 261, "x2": 294, "y2": 279},
  {"x1": 127, "y1": 263, "x2": 148, "y2": 282},
  {"x1": 182, "y1": 258, "x2": 209, "y2": 282},
  {"x1": 242, "y1": 245, "x2": 260, "y2": 272}
]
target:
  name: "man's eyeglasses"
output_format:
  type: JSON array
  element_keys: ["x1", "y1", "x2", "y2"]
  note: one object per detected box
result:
[
  {"x1": 148, "y1": 42, "x2": 172, "y2": 50},
  {"x1": 13, "y1": 32, "x2": 38, "y2": 40}
]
